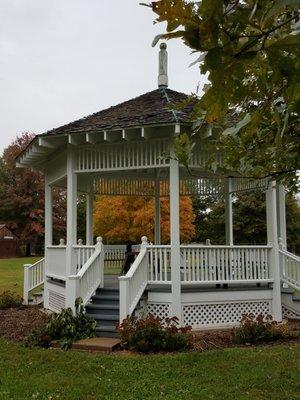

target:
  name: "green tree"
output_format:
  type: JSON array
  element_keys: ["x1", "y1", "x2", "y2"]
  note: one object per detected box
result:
[
  {"x1": 146, "y1": 1, "x2": 300, "y2": 190},
  {"x1": 193, "y1": 191, "x2": 300, "y2": 248}
]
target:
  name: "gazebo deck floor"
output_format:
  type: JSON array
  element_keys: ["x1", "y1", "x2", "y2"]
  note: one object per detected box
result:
[{"x1": 104, "y1": 275, "x2": 270, "y2": 292}]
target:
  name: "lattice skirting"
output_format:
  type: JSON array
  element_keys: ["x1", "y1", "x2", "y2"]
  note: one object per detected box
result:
[
  {"x1": 147, "y1": 303, "x2": 170, "y2": 319},
  {"x1": 147, "y1": 300, "x2": 272, "y2": 328},
  {"x1": 282, "y1": 306, "x2": 300, "y2": 320},
  {"x1": 49, "y1": 290, "x2": 65, "y2": 312},
  {"x1": 183, "y1": 301, "x2": 271, "y2": 328}
]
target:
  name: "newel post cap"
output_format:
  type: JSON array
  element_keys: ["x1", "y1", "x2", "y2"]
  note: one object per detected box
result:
[
  {"x1": 78, "y1": 238, "x2": 83, "y2": 245},
  {"x1": 96, "y1": 236, "x2": 103, "y2": 248},
  {"x1": 59, "y1": 238, "x2": 65, "y2": 246},
  {"x1": 141, "y1": 236, "x2": 148, "y2": 248},
  {"x1": 278, "y1": 237, "x2": 285, "y2": 250}
]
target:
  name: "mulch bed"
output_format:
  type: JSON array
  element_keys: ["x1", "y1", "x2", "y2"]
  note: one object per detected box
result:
[
  {"x1": 191, "y1": 320, "x2": 300, "y2": 351},
  {"x1": 0, "y1": 306, "x2": 49, "y2": 343},
  {"x1": 192, "y1": 329, "x2": 235, "y2": 351},
  {"x1": 0, "y1": 307, "x2": 299, "y2": 351}
]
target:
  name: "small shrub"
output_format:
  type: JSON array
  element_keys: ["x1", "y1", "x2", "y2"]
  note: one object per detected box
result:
[
  {"x1": 27, "y1": 299, "x2": 97, "y2": 349},
  {"x1": 118, "y1": 314, "x2": 192, "y2": 353},
  {"x1": 234, "y1": 313, "x2": 288, "y2": 345},
  {"x1": 0, "y1": 291, "x2": 23, "y2": 309}
]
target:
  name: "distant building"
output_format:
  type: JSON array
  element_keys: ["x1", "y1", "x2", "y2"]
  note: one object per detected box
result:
[{"x1": 0, "y1": 224, "x2": 19, "y2": 258}]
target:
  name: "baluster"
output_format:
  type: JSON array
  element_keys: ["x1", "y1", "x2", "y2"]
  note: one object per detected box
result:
[
  {"x1": 154, "y1": 248, "x2": 158, "y2": 282},
  {"x1": 191, "y1": 249, "x2": 195, "y2": 282},
  {"x1": 196, "y1": 248, "x2": 200, "y2": 281},
  {"x1": 204, "y1": 248, "x2": 208, "y2": 281},
  {"x1": 150, "y1": 249, "x2": 153, "y2": 281},
  {"x1": 214, "y1": 249, "x2": 220, "y2": 281}
]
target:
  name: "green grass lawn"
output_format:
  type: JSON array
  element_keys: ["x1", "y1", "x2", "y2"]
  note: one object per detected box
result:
[
  {"x1": 0, "y1": 340, "x2": 298, "y2": 400},
  {"x1": 0, "y1": 257, "x2": 41, "y2": 295}
]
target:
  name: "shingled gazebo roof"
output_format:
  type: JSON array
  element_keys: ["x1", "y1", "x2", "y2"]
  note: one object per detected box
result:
[{"x1": 45, "y1": 88, "x2": 194, "y2": 136}]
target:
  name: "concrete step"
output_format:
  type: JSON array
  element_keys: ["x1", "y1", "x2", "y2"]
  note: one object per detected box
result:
[{"x1": 72, "y1": 337, "x2": 120, "y2": 351}]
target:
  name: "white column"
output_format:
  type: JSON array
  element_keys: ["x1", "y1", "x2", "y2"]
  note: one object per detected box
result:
[
  {"x1": 266, "y1": 181, "x2": 282, "y2": 322},
  {"x1": 44, "y1": 176, "x2": 53, "y2": 248},
  {"x1": 44, "y1": 176, "x2": 53, "y2": 310},
  {"x1": 276, "y1": 184, "x2": 287, "y2": 249},
  {"x1": 154, "y1": 178, "x2": 161, "y2": 244},
  {"x1": 66, "y1": 146, "x2": 78, "y2": 310},
  {"x1": 169, "y1": 124, "x2": 182, "y2": 323},
  {"x1": 86, "y1": 187, "x2": 94, "y2": 245},
  {"x1": 225, "y1": 178, "x2": 233, "y2": 246}
]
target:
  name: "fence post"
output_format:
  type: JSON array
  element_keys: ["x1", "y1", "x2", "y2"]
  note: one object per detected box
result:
[
  {"x1": 119, "y1": 277, "x2": 130, "y2": 322},
  {"x1": 96, "y1": 237, "x2": 104, "y2": 288},
  {"x1": 23, "y1": 264, "x2": 31, "y2": 305},
  {"x1": 66, "y1": 276, "x2": 79, "y2": 314}
]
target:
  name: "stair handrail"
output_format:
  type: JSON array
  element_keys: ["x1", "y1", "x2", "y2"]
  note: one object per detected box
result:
[
  {"x1": 119, "y1": 236, "x2": 149, "y2": 321},
  {"x1": 279, "y1": 247, "x2": 300, "y2": 291},
  {"x1": 69, "y1": 237, "x2": 104, "y2": 307},
  {"x1": 23, "y1": 258, "x2": 45, "y2": 305}
]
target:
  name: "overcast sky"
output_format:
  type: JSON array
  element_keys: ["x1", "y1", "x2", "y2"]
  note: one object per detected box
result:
[{"x1": 0, "y1": 0, "x2": 206, "y2": 154}]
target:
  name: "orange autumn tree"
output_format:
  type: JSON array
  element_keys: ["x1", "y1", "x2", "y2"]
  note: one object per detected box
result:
[{"x1": 94, "y1": 195, "x2": 195, "y2": 244}]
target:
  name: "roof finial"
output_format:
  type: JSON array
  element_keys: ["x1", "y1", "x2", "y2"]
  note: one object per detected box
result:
[{"x1": 158, "y1": 42, "x2": 168, "y2": 88}]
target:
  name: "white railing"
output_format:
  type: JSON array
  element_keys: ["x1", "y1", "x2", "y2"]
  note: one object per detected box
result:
[
  {"x1": 104, "y1": 244, "x2": 126, "y2": 269},
  {"x1": 69, "y1": 238, "x2": 104, "y2": 307},
  {"x1": 148, "y1": 245, "x2": 171, "y2": 283},
  {"x1": 73, "y1": 243, "x2": 96, "y2": 272},
  {"x1": 45, "y1": 245, "x2": 66, "y2": 280},
  {"x1": 23, "y1": 258, "x2": 45, "y2": 304},
  {"x1": 180, "y1": 245, "x2": 272, "y2": 284},
  {"x1": 146, "y1": 245, "x2": 272, "y2": 284},
  {"x1": 280, "y1": 249, "x2": 300, "y2": 290},
  {"x1": 119, "y1": 237, "x2": 149, "y2": 321},
  {"x1": 77, "y1": 139, "x2": 169, "y2": 172}
]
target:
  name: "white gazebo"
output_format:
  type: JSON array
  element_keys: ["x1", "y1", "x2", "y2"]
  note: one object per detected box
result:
[{"x1": 18, "y1": 44, "x2": 300, "y2": 336}]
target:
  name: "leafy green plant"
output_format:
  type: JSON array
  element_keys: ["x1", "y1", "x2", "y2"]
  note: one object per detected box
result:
[
  {"x1": 234, "y1": 313, "x2": 288, "y2": 344},
  {"x1": 146, "y1": 1, "x2": 300, "y2": 191},
  {"x1": 118, "y1": 314, "x2": 192, "y2": 353},
  {"x1": 0, "y1": 291, "x2": 23, "y2": 309},
  {"x1": 27, "y1": 298, "x2": 97, "y2": 349}
]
